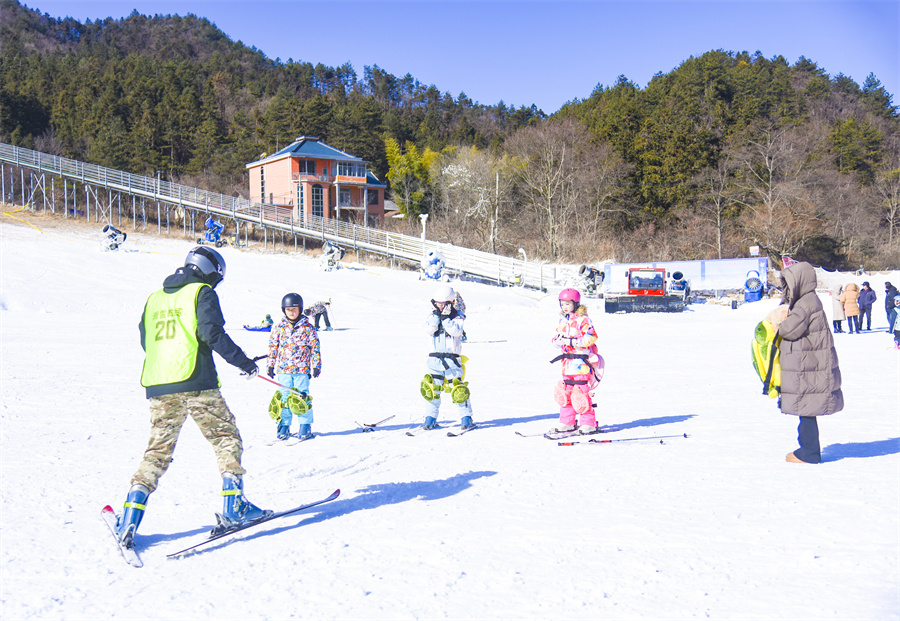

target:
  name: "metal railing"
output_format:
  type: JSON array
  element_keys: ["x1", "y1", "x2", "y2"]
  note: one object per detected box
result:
[{"x1": 0, "y1": 142, "x2": 550, "y2": 290}]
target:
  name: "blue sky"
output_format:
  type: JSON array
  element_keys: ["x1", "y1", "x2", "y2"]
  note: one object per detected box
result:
[{"x1": 26, "y1": 0, "x2": 899, "y2": 114}]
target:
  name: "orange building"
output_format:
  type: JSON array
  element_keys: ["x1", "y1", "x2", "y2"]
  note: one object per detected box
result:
[{"x1": 246, "y1": 136, "x2": 386, "y2": 226}]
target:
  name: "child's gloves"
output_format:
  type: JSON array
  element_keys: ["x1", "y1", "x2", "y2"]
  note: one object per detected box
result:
[
  {"x1": 242, "y1": 364, "x2": 258, "y2": 380},
  {"x1": 267, "y1": 367, "x2": 275, "y2": 378},
  {"x1": 312, "y1": 368, "x2": 321, "y2": 378}
]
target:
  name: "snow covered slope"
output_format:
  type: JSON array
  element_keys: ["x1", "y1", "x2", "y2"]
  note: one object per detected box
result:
[{"x1": 1, "y1": 217, "x2": 898, "y2": 620}]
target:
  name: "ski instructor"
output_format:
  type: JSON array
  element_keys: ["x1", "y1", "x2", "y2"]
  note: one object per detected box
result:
[{"x1": 113, "y1": 246, "x2": 270, "y2": 550}]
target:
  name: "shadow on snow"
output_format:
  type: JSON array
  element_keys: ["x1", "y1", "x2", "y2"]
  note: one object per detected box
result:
[
  {"x1": 823, "y1": 437, "x2": 900, "y2": 461},
  {"x1": 176, "y1": 470, "x2": 497, "y2": 555}
]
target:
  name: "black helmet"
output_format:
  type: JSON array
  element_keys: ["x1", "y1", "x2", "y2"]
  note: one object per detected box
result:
[
  {"x1": 185, "y1": 246, "x2": 226, "y2": 286},
  {"x1": 281, "y1": 293, "x2": 303, "y2": 309}
]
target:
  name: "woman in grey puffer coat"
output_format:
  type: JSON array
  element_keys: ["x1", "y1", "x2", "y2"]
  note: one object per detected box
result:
[
  {"x1": 767, "y1": 262, "x2": 844, "y2": 463},
  {"x1": 830, "y1": 284, "x2": 845, "y2": 333}
]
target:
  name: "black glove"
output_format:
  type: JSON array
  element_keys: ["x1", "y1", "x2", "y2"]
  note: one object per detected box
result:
[
  {"x1": 243, "y1": 364, "x2": 258, "y2": 380},
  {"x1": 267, "y1": 367, "x2": 275, "y2": 379},
  {"x1": 312, "y1": 368, "x2": 321, "y2": 378}
]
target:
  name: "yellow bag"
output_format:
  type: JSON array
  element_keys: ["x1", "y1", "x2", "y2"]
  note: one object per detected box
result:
[{"x1": 751, "y1": 319, "x2": 782, "y2": 398}]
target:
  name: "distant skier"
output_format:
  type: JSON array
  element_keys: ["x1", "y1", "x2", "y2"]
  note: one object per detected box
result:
[
  {"x1": 305, "y1": 300, "x2": 333, "y2": 331},
  {"x1": 267, "y1": 293, "x2": 321, "y2": 441},
  {"x1": 550, "y1": 288, "x2": 603, "y2": 435},
  {"x1": 244, "y1": 314, "x2": 274, "y2": 331},
  {"x1": 113, "y1": 247, "x2": 269, "y2": 549},
  {"x1": 417, "y1": 285, "x2": 475, "y2": 431}
]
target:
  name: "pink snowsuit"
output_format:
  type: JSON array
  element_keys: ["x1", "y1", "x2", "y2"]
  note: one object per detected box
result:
[{"x1": 552, "y1": 309, "x2": 600, "y2": 427}]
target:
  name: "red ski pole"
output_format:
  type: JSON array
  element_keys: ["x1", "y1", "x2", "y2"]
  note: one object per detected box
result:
[{"x1": 256, "y1": 374, "x2": 306, "y2": 395}]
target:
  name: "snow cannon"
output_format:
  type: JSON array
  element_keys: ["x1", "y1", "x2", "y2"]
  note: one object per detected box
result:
[
  {"x1": 320, "y1": 242, "x2": 345, "y2": 271},
  {"x1": 198, "y1": 217, "x2": 226, "y2": 247},
  {"x1": 578, "y1": 264, "x2": 604, "y2": 295},
  {"x1": 744, "y1": 270, "x2": 764, "y2": 303},
  {"x1": 100, "y1": 224, "x2": 127, "y2": 251}
]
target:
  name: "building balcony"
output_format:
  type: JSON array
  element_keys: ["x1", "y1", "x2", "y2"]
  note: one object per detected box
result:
[
  {"x1": 293, "y1": 173, "x2": 333, "y2": 183},
  {"x1": 337, "y1": 201, "x2": 374, "y2": 210}
]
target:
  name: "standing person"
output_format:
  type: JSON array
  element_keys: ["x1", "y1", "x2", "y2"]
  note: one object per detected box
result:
[
  {"x1": 550, "y1": 289, "x2": 603, "y2": 434},
  {"x1": 766, "y1": 262, "x2": 843, "y2": 464},
  {"x1": 417, "y1": 285, "x2": 475, "y2": 431},
  {"x1": 304, "y1": 300, "x2": 333, "y2": 331},
  {"x1": 889, "y1": 296, "x2": 900, "y2": 349},
  {"x1": 114, "y1": 247, "x2": 270, "y2": 549},
  {"x1": 840, "y1": 282, "x2": 861, "y2": 334},
  {"x1": 858, "y1": 282, "x2": 876, "y2": 331},
  {"x1": 885, "y1": 283, "x2": 899, "y2": 331},
  {"x1": 267, "y1": 293, "x2": 321, "y2": 441},
  {"x1": 830, "y1": 284, "x2": 845, "y2": 333}
]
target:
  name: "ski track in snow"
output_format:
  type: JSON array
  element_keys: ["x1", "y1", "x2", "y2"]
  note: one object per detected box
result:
[{"x1": 1, "y1": 217, "x2": 898, "y2": 620}]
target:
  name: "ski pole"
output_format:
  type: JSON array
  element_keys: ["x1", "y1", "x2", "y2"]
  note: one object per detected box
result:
[
  {"x1": 558, "y1": 433, "x2": 690, "y2": 446},
  {"x1": 256, "y1": 374, "x2": 308, "y2": 396}
]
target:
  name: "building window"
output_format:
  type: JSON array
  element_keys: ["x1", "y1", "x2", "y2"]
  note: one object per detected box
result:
[
  {"x1": 367, "y1": 189, "x2": 379, "y2": 205},
  {"x1": 311, "y1": 185, "x2": 324, "y2": 218},
  {"x1": 339, "y1": 188, "x2": 351, "y2": 206},
  {"x1": 260, "y1": 167, "x2": 265, "y2": 202},
  {"x1": 338, "y1": 162, "x2": 366, "y2": 177},
  {"x1": 298, "y1": 159, "x2": 316, "y2": 176}
]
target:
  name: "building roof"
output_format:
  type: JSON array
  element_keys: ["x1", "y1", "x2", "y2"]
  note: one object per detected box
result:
[
  {"x1": 246, "y1": 136, "x2": 363, "y2": 167},
  {"x1": 366, "y1": 171, "x2": 386, "y2": 188}
]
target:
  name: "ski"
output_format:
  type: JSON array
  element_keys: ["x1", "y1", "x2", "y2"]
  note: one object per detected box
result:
[
  {"x1": 101, "y1": 505, "x2": 143, "y2": 568},
  {"x1": 558, "y1": 433, "x2": 690, "y2": 446},
  {"x1": 265, "y1": 435, "x2": 294, "y2": 447},
  {"x1": 355, "y1": 415, "x2": 396, "y2": 432},
  {"x1": 541, "y1": 426, "x2": 619, "y2": 440},
  {"x1": 285, "y1": 433, "x2": 315, "y2": 446},
  {"x1": 406, "y1": 424, "x2": 441, "y2": 437},
  {"x1": 447, "y1": 423, "x2": 477, "y2": 437},
  {"x1": 167, "y1": 489, "x2": 341, "y2": 558}
]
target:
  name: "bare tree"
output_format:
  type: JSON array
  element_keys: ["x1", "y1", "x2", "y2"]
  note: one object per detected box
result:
[
  {"x1": 874, "y1": 135, "x2": 900, "y2": 250},
  {"x1": 431, "y1": 146, "x2": 516, "y2": 254},
  {"x1": 692, "y1": 153, "x2": 743, "y2": 258},
  {"x1": 505, "y1": 118, "x2": 598, "y2": 259},
  {"x1": 734, "y1": 125, "x2": 826, "y2": 260}
]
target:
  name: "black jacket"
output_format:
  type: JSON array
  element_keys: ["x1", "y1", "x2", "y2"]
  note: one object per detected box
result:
[
  {"x1": 139, "y1": 268, "x2": 256, "y2": 398},
  {"x1": 886, "y1": 286, "x2": 899, "y2": 312}
]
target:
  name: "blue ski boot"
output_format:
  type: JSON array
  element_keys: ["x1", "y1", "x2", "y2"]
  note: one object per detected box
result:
[
  {"x1": 213, "y1": 473, "x2": 272, "y2": 535},
  {"x1": 297, "y1": 424, "x2": 314, "y2": 441},
  {"x1": 116, "y1": 484, "x2": 149, "y2": 548},
  {"x1": 275, "y1": 423, "x2": 291, "y2": 440},
  {"x1": 423, "y1": 416, "x2": 437, "y2": 430},
  {"x1": 460, "y1": 415, "x2": 474, "y2": 430}
]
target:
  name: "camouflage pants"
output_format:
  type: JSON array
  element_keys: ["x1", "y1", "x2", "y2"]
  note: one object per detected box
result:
[{"x1": 131, "y1": 388, "x2": 246, "y2": 492}]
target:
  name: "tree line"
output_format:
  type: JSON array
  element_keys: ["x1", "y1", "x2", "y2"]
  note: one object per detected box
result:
[{"x1": 1, "y1": 0, "x2": 897, "y2": 269}]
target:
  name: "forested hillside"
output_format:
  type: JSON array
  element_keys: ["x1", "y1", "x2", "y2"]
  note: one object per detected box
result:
[{"x1": 1, "y1": 0, "x2": 897, "y2": 269}]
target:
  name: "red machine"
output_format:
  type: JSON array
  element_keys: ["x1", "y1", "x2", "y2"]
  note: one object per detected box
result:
[{"x1": 604, "y1": 267, "x2": 689, "y2": 313}]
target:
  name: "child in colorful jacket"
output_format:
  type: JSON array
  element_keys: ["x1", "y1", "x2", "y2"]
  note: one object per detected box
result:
[
  {"x1": 266, "y1": 293, "x2": 321, "y2": 440},
  {"x1": 551, "y1": 288, "x2": 603, "y2": 434}
]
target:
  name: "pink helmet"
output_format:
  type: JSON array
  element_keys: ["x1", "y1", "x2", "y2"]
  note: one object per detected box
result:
[{"x1": 558, "y1": 288, "x2": 581, "y2": 303}]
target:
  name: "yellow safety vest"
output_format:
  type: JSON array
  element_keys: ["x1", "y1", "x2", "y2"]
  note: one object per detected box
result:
[{"x1": 140, "y1": 283, "x2": 208, "y2": 387}]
